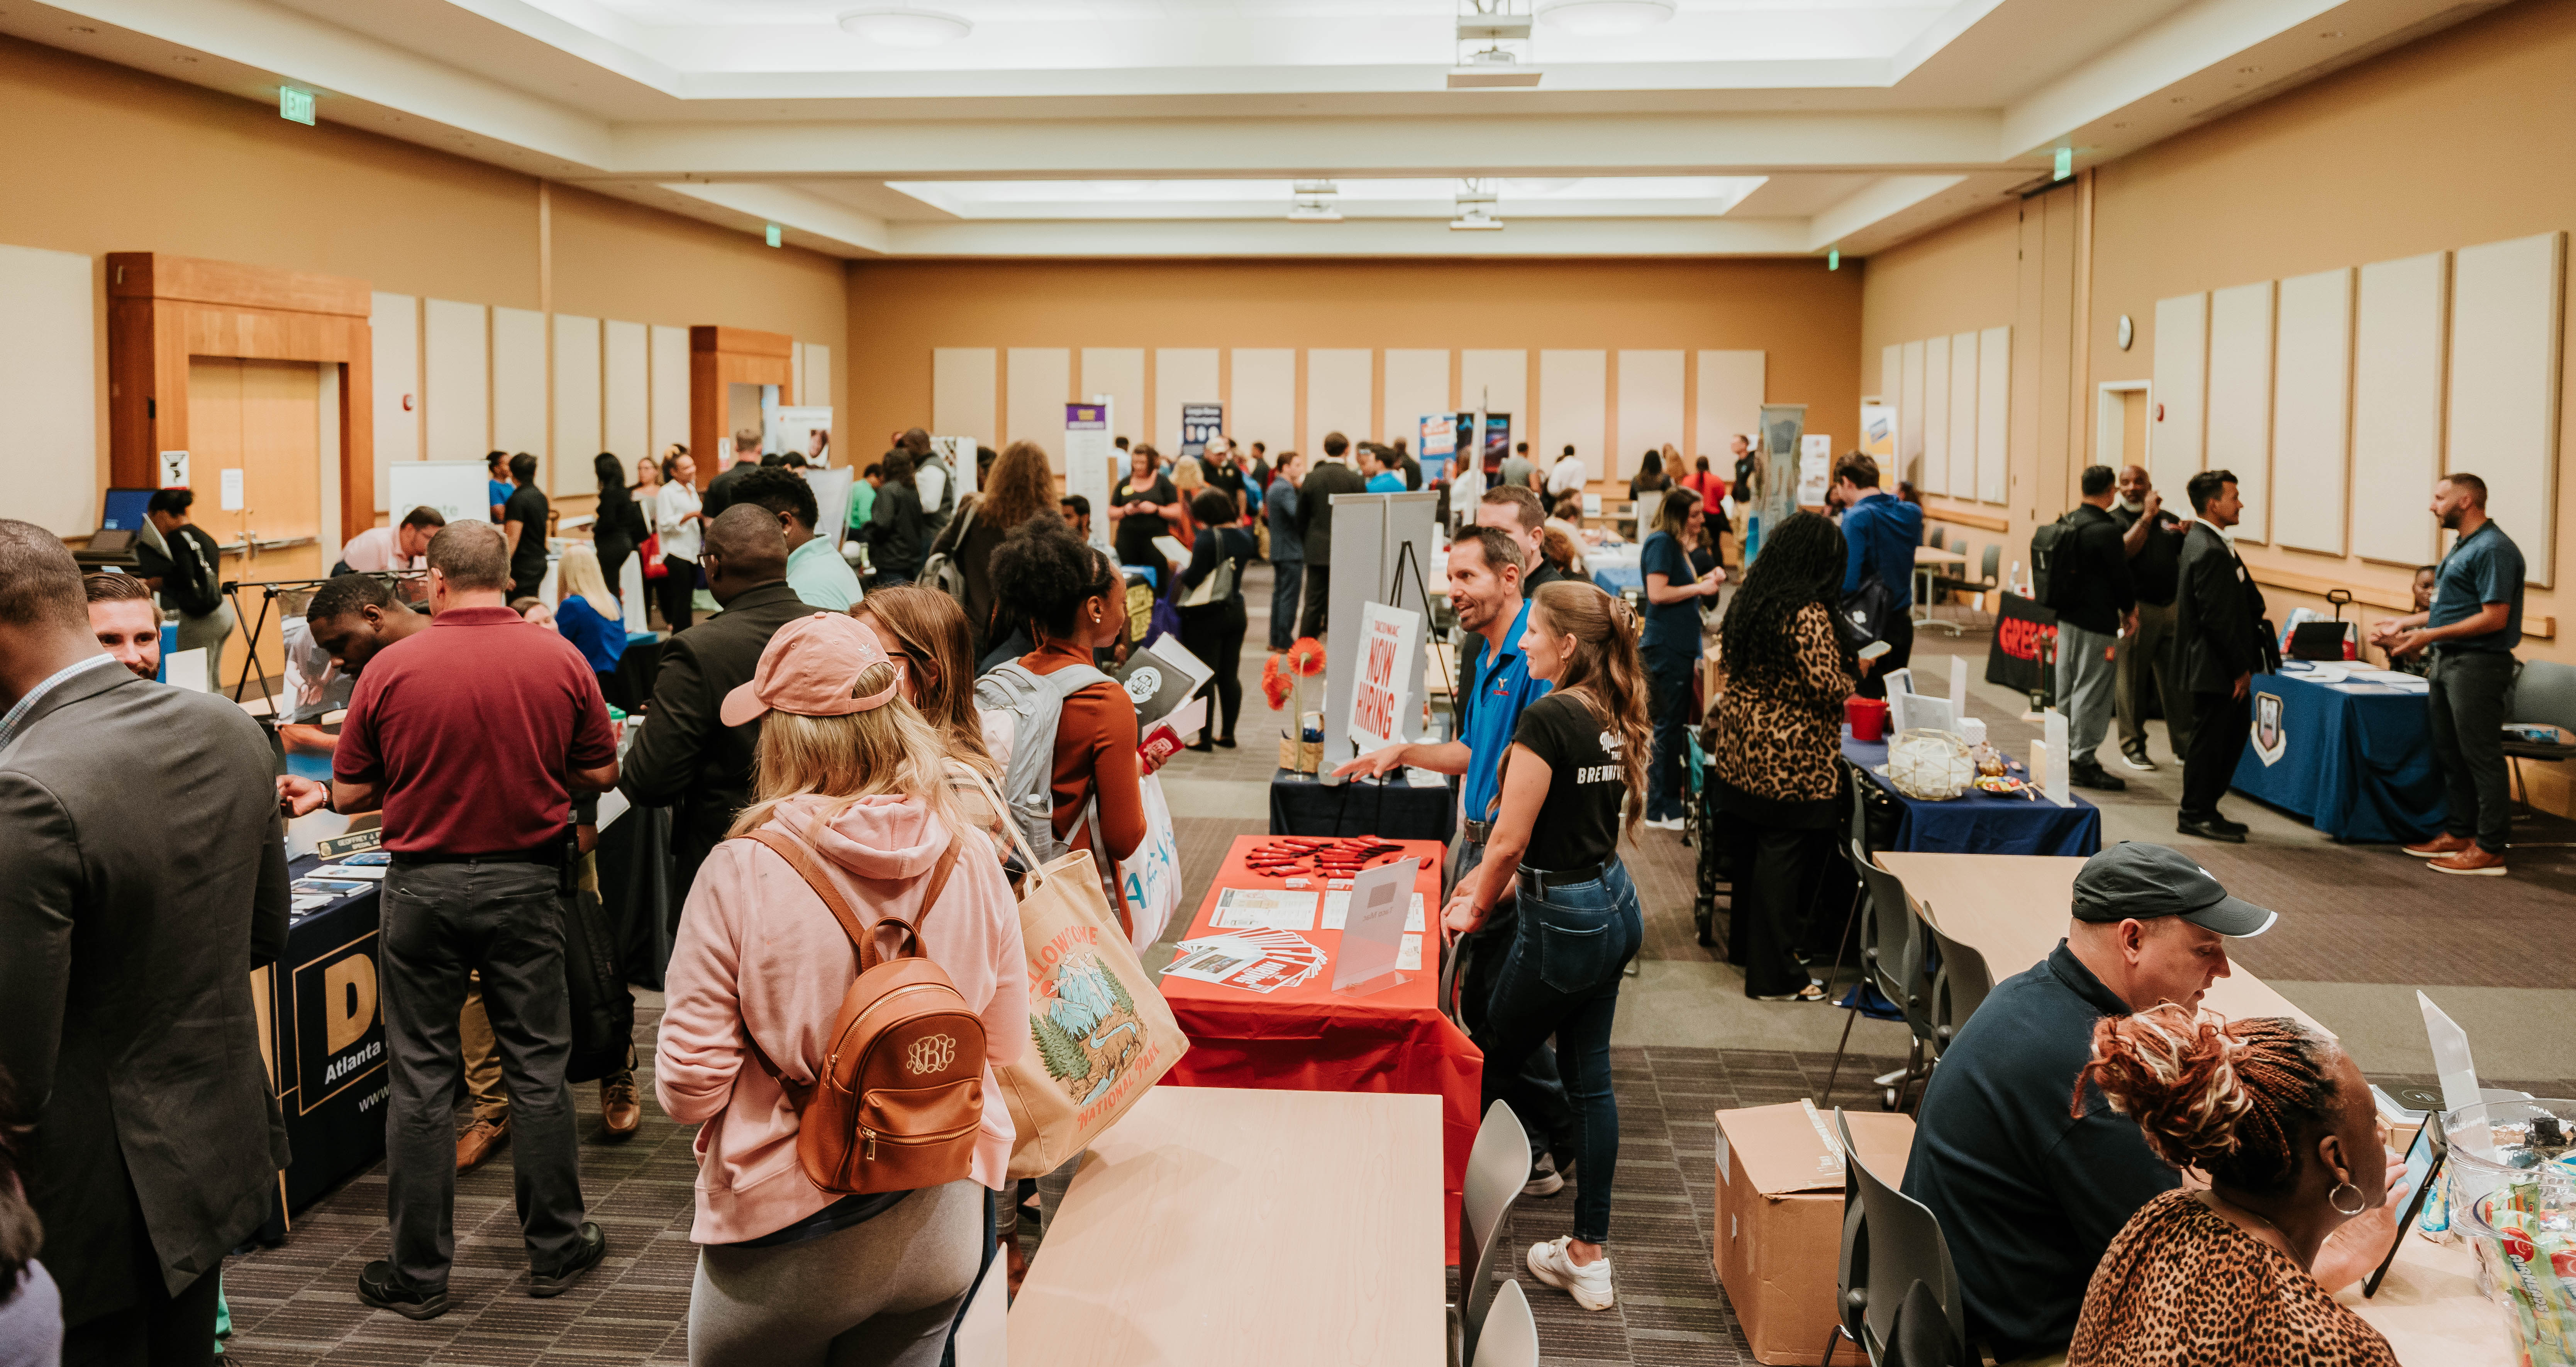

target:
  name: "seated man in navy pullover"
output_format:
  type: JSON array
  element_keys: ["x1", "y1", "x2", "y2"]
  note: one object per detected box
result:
[{"x1": 1834, "y1": 453, "x2": 1920, "y2": 698}]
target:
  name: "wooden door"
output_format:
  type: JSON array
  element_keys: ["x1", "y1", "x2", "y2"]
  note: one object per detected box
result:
[{"x1": 188, "y1": 357, "x2": 325, "y2": 685}]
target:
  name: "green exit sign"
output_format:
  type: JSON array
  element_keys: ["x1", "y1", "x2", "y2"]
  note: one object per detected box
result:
[
  {"x1": 280, "y1": 86, "x2": 315, "y2": 125},
  {"x1": 2054, "y1": 146, "x2": 2072, "y2": 180},
  {"x1": 765, "y1": 222, "x2": 782, "y2": 248}
]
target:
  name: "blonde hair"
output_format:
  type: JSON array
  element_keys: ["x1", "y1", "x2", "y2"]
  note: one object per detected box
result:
[
  {"x1": 728, "y1": 659, "x2": 967, "y2": 841},
  {"x1": 556, "y1": 541, "x2": 618, "y2": 620}
]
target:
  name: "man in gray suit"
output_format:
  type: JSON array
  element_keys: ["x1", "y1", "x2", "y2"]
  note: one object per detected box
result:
[{"x1": 0, "y1": 519, "x2": 290, "y2": 1366}]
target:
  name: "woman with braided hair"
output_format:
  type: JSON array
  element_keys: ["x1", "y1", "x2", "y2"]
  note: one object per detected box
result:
[{"x1": 2068, "y1": 1004, "x2": 2402, "y2": 1366}]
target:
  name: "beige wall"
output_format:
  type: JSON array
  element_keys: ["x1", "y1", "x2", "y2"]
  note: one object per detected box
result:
[{"x1": 844, "y1": 257, "x2": 1864, "y2": 484}]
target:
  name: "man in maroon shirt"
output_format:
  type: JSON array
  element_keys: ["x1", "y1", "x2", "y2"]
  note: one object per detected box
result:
[{"x1": 330, "y1": 521, "x2": 620, "y2": 1320}]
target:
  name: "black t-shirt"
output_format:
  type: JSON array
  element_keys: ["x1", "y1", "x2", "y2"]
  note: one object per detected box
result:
[
  {"x1": 503, "y1": 484, "x2": 549, "y2": 583},
  {"x1": 1203, "y1": 463, "x2": 1247, "y2": 515},
  {"x1": 2110, "y1": 504, "x2": 2185, "y2": 607},
  {"x1": 1112, "y1": 474, "x2": 1178, "y2": 565},
  {"x1": 1511, "y1": 691, "x2": 1626, "y2": 872}
]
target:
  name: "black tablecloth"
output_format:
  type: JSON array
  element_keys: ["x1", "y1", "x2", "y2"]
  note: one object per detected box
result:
[
  {"x1": 1268, "y1": 768, "x2": 1456, "y2": 840},
  {"x1": 269, "y1": 859, "x2": 389, "y2": 1211}
]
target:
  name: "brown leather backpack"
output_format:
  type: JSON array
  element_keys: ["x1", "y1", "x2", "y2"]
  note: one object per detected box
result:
[{"x1": 735, "y1": 825, "x2": 988, "y2": 1195}]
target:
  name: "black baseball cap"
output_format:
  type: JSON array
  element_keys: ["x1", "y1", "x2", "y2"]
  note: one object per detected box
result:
[{"x1": 2070, "y1": 842, "x2": 2277, "y2": 937}]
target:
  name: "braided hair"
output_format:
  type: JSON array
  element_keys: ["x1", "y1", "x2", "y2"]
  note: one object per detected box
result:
[
  {"x1": 2073, "y1": 1004, "x2": 2340, "y2": 1195},
  {"x1": 1718, "y1": 510, "x2": 1851, "y2": 693}
]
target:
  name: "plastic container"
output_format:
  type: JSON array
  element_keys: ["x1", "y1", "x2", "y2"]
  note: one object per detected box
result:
[
  {"x1": 1845, "y1": 696, "x2": 1890, "y2": 744},
  {"x1": 2444, "y1": 1099, "x2": 2576, "y2": 1365}
]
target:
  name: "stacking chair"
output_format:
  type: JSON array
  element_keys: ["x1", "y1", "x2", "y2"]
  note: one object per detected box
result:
[
  {"x1": 1918, "y1": 911, "x2": 1995, "y2": 1064},
  {"x1": 1822, "y1": 1108, "x2": 1966, "y2": 1367},
  {"x1": 1927, "y1": 525, "x2": 1947, "y2": 551},
  {"x1": 1452, "y1": 1101, "x2": 1533, "y2": 1367},
  {"x1": 1822, "y1": 846, "x2": 1926, "y2": 1110},
  {"x1": 1887, "y1": 1278, "x2": 1963, "y2": 1367},
  {"x1": 1687, "y1": 729, "x2": 1722, "y2": 946},
  {"x1": 2503, "y1": 660, "x2": 2576, "y2": 838},
  {"x1": 1471, "y1": 1279, "x2": 1539, "y2": 1367},
  {"x1": 1929, "y1": 545, "x2": 2002, "y2": 630}
]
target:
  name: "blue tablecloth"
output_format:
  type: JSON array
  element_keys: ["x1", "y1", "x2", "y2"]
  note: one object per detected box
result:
[
  {"x1": 1841, "y1": 730, "x2": 2102, "y2": 856},
  {"x1": 1592, "y1": 564, "x2": 1641, "y2": 596},
  {"x1": 2230, "y1": 670, "x2": 2444, "y2": 843}
]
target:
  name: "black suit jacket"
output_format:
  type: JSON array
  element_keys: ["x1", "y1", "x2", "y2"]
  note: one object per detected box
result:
[
  {"x1": 619, "y1": 580, "x2": 811, "y2": 884},
  {"x1": 2174, "y1": 522, "x2": 2268, "y2": 695},
  {"x1": 0, "y1": 662, "x2": 290, "y2": 1324},
  {"x1": 1295, "y1": 461, "x2": 1366, "y2": 565}
]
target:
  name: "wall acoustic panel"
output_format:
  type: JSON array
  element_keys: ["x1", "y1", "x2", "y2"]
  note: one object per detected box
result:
[
  {"x1": 2271, "y1": 269, "x2": 2352, "y2": 556},
  {"x1": 1537, "y1": 349, "x2": 1606, "y2": 479},
  {"x1": 1079, "y1": 347, "x2": 1145, "y2": 446},
  {"x1": 649, "y1": 325, "x2": 690, "y2": 461},
  {"x1": 490, "y1": 305, "x2": 546, "y2": 478},
  {"x1": 1898, "y1": 340, "x2": 1926, "y2": 488},
  {"x1": 932, "y1": 347, "x2": 997, "y2": 451},
  {"x1": 1615, "y1": 350, "x2": 1684, "y2": 479},
  {"x1": 1155, "y1": 348, "x2": 1219, "y2": 452},
  {"x1": 551, "y1": 314, "x2": 602, "y2": 498},
  {"x1": 1307, "y1": 348, "x2": 1374, "y2": 451},
  {"x1": 369, "y1": 291, "x2": 419, "y2": 515},
  {"x1": 1946, "y1": 332, "x2": 1978, "y2": 500},
  {"x1": 1005, "y1": 347, "x2": 1072, "y2": 469},
  {"x1": 2351, "y1": 252, "x2": 2447, "y2": 567},
  {"x1": 604, "y1": 320, "x2": 648, "y2": 468},
  {"x1": 2150, "y1": 293, "x2": 2208, "y2": 493},
  {"x1": 1975, "y1": 326, "x2": 2010, "y2": 504},
  {"x1": 0, "y1": 244, "x2": 94, "y2": 535},
  {"x1": 1460, "y1": 349, "x2": 1528, "y2": 451},
  {"x1": 2206, "y1": 283, "x2": 2275, "y2": 543},
  {"x1": 1695, "y1": 350, "x2": 1765, "y2": 463},
  {"x1": 2449, "y1": 232, "x2": 2564, "y2": 584},
  {"x1": 1383, "y1": 348, "x2": 1452, "y2": 453},
  {"x1": 1881, "y1": 344, "x2": 1901, "y2": 409},
  {"x1": 423, "y1": 299, "x2": 489, "y2": 464},
  {"x1": 803, "y1": 342, "x2": 831, "y2": 412},
  {"x1": 1230, "y1": 348, "x2": 1296, "y2": 455},
  {"x1": 1920, "y1": 335, "x2": 1951, "y2": 496}
]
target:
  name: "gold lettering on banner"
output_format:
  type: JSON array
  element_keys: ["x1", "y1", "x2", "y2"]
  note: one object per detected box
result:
[{"x1": 324, "y1": 952, "x2": 378, "y2": 1055}]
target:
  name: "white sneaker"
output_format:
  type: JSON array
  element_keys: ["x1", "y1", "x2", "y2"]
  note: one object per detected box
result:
[
  {"x1": 1643, "y1": 815, "x2": 1685, "y2": 832},
  {"x1": 1527, "y1": 1236, "x2": 1615, "y2": 1311},
  {"x1": 1522, "y1": 1154, "x2": 1564, "y2": 1198}
]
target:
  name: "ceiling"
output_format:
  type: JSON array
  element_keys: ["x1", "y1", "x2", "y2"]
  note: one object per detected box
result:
[{"x1": 5, "y1": 0, "x2": 2510, "y2": 259}]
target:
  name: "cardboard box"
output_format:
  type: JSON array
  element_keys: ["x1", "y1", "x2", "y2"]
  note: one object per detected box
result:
[{"x1": 1713, "y1": 1102, "x2": 1917, "y2": 1365}]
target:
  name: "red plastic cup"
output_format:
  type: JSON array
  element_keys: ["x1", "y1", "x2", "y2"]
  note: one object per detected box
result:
[{"x1": 1846, "y1": 696, "x2": 1890, "y2": 744}]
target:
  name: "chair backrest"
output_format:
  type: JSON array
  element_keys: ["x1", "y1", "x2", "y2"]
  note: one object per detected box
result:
[
  {"x1": 1979, "y1": 544, "x2": 2001, "y2": 583},
  {"x1": 1844, "y1": 770, "x2": 1872, "y2": 873},
  {"x1": 1837, "y1": 1109, "x2": 1966, "y2": 1367},
  {"x1": 1459, "y1": 1100, "x2": 1531, "y2": 1363},
  {"x1": 1685, "y1": 729, "x2": 1710, "y2": 798},
  {"x1": 1472, "y1": 1278, "x2": 1539, "y2": 1367},
  {"x1": 1928, "y1": 525, "x2": 1947, "y2": 550},
  {"x1": 1918, "y1": 911, "x2": 1995, "y2": 1060},
  {"x1": 1886, "y1": 1278, "x2": 1959, "y2": 1367},
  {"x1": 1854, "y1": 856, "x2": 1924, "y2": 1027},
  {"x1": 2508, "y1": 659, "x2": 2576, "y2": 733}
]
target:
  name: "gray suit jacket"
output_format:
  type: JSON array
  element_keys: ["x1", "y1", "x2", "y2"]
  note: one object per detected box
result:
[{"x1": 0, "y1": 663, "x2": 290, "y2": 1325}]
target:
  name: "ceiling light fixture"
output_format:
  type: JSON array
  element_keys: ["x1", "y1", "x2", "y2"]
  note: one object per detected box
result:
[
  {"x1": 1451, "y1": 0, "x2": 1540, "y2": 88},
  {"x1": 1452, "y1": 179, "x2": 1503, "y2": 230},
  {"x1": 837, "y1": 7, "x2": 973, "y2": 47},
  {"x1": 1290, "y1": 180, "x2": 1341, "y2": 222},
  {"x1": 1449, "y1": 47, "x2": 1541, "y2": 88},
  {"x1": 1535, "y1": 0, "x2": 1674, "y2": 36}
]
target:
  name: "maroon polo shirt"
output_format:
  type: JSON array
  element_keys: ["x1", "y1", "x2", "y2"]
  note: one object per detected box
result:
[{"x1": 334, "y1": 604, "x2": 617, "y2": 855}]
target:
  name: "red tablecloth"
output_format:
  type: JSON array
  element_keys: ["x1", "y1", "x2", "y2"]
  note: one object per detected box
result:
[{"x1": 1158, "y1": 835, "x2": 1484, "y2": 1263}]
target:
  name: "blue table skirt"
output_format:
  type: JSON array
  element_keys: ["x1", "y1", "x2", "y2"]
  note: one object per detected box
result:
[
  {"x1": 1841, "y1": 730, "x2": 2102, "y2": 857},
  {"x1": 1591, "y1": 564, "x2": 1641, "y2": 596},
  {"x1": 2230, "y1": 671, "x2": 2444, "y2": 843}
]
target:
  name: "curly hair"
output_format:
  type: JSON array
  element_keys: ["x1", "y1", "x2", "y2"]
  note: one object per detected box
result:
[
  {"x1": 978, "y1": 440, "x2": 1059, "y2": 531},
  {"x1": 2073, "y1": 1004, "x2": 2340, "y2": 1196},
  {"x1": 989, "y1": 518, "x2": 1113, "y2": 642},
  {"x1": 1719, "y1": 510, "x2": 1850, "y2": 694}
]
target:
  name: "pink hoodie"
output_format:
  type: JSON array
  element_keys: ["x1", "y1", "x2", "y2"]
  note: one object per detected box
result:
[{"x1": 656, "y1": 794, "x2": 1027, "y2": 1245}]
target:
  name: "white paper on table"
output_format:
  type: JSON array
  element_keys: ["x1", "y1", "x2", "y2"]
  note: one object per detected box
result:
[
  {"x1": 1397, "y1": 933, "x2": 1423, "y2": 972},
  {"x1": 2041, "y1": 708, "x2": 2073, "y2": 806},
  {"x1": 291, "y1": 894, "x2": 334, "y2": 911},
  {"x1": 2418, "y1": 992, "x2": 2493, "y2": 1159},
  {"x1": 1949, "y1": 655, "x2": 1969, "y2": 718},
  {"x1": 1163, "y1": 936, "x2": 1273, "y2": 984},
  {"x1": 1211, "y1": 888, "x2": 1320, "y2": 932},
  {"x1": 310, "y1": 864, "x2": 386, "y2": 880},
  {"x1": 1332, "y1": 858, "x2": 1416, "y2": 991},
  {"x1": 1321, "y1": 891, "x2": 1425, "y2": 932}
]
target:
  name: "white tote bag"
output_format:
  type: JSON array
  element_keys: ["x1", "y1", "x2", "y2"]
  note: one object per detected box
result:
[{"x1": 1116, "y1": 772, "x2": 1183, "y2": 951}]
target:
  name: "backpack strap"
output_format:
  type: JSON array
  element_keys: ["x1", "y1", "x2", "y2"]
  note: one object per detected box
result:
[{"x1": 737, "y1": 825, "x2": 964, "y2": 973}]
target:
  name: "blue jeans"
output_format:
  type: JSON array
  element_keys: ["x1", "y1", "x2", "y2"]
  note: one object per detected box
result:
[
  {"x1": 1644, "y1": 645, "x2": 1696, "y2": 821},
  {"x1": 1470, "y1": 858, "x2": 1642, "y2": 1247},
  {"x1": 1449, "y1": 836, "x2": 1577, "y2": 1170},
  {"x1": 1269, "y1": 558, "x2": 1304, "y2": 652}
]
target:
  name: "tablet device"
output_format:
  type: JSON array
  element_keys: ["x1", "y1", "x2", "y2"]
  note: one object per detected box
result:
[{"x1": 2363, "y1": 1117, "x2": 2447, "y2": 1298}]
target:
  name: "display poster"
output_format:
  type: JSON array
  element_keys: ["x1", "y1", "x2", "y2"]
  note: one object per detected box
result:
[
  {"x1": 1861, "y1": 403, "x2": 1896, "y2": 462},
  {"x1": 773, "y1": 405, "x2": 833, "y2": 466},
  {"x1": 1755, "y1": 404, "x2": 1805, "y2": 547},
  {"x1": 1983, "y1": 592, "x2": 2058, "y2": 706},
  {"x1": 1420, "y1": 415, "x2": 1456, "y2": 458},
  {"x1": 1345, "y1": 600, "x2": 1423, "y2": 753},
  {"x1": 807, "y1": 466, "x2": 856, "y2": 550},
  {"x1": 158, "y1": 450, "x2": 190, "y2": 488},
  {"x1": 1180, "y1": 403, "x2": 1224, "y2": 460},
  {"x1": 1064, "y1": 404, "x2": 1113, "y2": 549},
  {"x1": 930, "y1": 435, "x2": 977, "y2": 495},
  {"x1": 1798, "y1": 432, "x2": 1833, "y2": 507},
  {"x1": 1332, "y1": 857, "x2": 1417, "y2": 993},
  {"x1": 387, "y1": 461, "x2": 495, "y2": 531}
]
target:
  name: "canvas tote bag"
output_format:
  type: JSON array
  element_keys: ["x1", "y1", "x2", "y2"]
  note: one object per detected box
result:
[{"x1": 964, "y1": 770, "x2": 1190, "y2": 1180}]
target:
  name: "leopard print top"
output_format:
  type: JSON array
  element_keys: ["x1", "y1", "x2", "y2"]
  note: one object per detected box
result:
[
  {"x1": 1711, "y1": 601, "x2": 1855, "y2": 804},
  {"x1": 2069, "y1": 1190, "x2": 2400, "y2": 1367}
]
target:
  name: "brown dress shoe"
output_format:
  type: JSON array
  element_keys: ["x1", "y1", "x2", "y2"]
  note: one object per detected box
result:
[
  {"x1": 2403, "y1": 832, "x2": 2475, "y2": 857},
  {"x1": 600, "y1": 1077, "x2": 642, "y2": 1139},
  {"x1": 456, "y1": 1117, "x2": 509, "y2": 1172},
  {"x1": 2429, "y1": 846, "x2": 2507, "y2": 876}
]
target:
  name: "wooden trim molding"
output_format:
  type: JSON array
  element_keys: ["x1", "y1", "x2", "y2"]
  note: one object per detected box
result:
[
  {"x1": 1925, "y1": 505, "x2": 2010, "y2": 532},
  {"x1": 689, "y1": 324, "x2": 796, "y2": 482}
]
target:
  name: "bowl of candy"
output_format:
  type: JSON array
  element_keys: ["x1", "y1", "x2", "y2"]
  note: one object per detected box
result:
[{"x1": 2444, "y1": 1099, "x2": 2576, "y2": 1365}]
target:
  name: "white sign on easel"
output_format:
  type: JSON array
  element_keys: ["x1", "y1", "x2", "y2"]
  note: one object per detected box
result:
[
  {"x1": 1064, "y1": 402, "x2": 1114, "y2": 554},
  {"x1": 1345, "y1": 600, "x2": 1423, "y2": 754},
  {"x1": 1332, "y1": 857, "x2": 1417, "y2": 994},
  {"x1": 808, "y1": 466, "x2": 857, "y2": 550}
]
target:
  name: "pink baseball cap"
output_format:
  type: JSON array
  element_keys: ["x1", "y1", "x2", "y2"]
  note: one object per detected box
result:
[{"x1": 720, "y1": 612, "x2": 903, "y2": 727}]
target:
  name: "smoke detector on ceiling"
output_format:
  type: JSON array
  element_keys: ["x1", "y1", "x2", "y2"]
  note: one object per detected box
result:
[{"x1": 837, "y1": 8, "x2": 973, "y2": 47}]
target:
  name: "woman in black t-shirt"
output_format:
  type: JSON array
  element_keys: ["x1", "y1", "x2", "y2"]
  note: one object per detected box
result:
[{"x1": 1440, "y1": 578, "x2": 1650, "y2": 1314}]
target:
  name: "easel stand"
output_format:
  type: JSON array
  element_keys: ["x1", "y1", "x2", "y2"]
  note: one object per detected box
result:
[{"x1": 222, "y1": 570, "x2": 424, "y2": 724}]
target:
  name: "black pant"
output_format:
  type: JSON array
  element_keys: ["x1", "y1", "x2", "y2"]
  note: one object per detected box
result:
[
  {"x1": 1269, "y1": 559, "x2": 1304, "y2": 651},
  {"x1": 2181, "y1": 690, "x2": 2251, "y2": 821},
  {"x1": 1297, "y1": 562, "x2": 1331, "y2": 641},
  {"x1": 2427, "y1": 650, "x2": 2515, "y2": 852},
  {"x1": 61, "y1": 1177, "x2": 224, "y2": 1367},
  {"x1": 657, "y1": 555, "x2": 696, "y2": 634},
  {"x1": 1724, "y1": 820, "x2": 1833, "y2": 998},
  {"x1": 1180, "y1": 599, "x2": 1250, "y2": 742},
  {"x1": 1852, "y1": 613, "x2": 1914, "y2": 700},
  {"x1": 1645, "y1": 647, "x2": 1696, "y2": 821},
  {"x1": 598, "y1": 540, "x2": 634, "y2": 601},
  {"x1": 380, "y1": 860, "x2": 588, "y2": 1292}
]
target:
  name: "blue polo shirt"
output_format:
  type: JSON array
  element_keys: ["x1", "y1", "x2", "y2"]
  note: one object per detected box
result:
[
  {"x1": 2429, "y1": 520, "x2": 2524, "y2": 653},
  {"x1": 1459, "y1": 597, "x2": 1552, "y2": 827}
]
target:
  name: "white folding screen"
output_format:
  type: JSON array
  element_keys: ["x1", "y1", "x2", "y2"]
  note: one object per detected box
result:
[
  {"x1": 370, "y1": 291, "x2": 419, "y2": 514},
  {"x1": 1695, "y1": 350, "x2": 1765, "y2": 461},
  {"x1": 2351, "y1": 253, "x2": 2448, "y2": 566},
  {"x1": 1975, "y1": 326, "x2": 2011, "y2": 504},
  {"x1": 491, "y1": 306, "x2": 546, "y2": 472},
  {"x1": 932, "y1": 347, "x2": 998, "y2": 451},
  {"x1": 1005, "y1": 347, "x2": 1072, "y2": 469},
  {"x1": 0, "y1": 243, "x2": 95, "y2": 535},
  {"x1": 1616, "y1": 350, "x2": 1684, "y2": 476},
  {"x1": 1920, "y1": 335, "x2": 1951, "y2": 496},
  {"x1": 1305, "y1": 349, "x2": 1374, "y2": 451},
  {"x1": 2206, "y1": 283, "x2": 2274, "y2": 543},
  {"x1": 1382, "y1": 349, "x2": 1452, "y2": 452},
  {"x1": 649, "y1": 325, "x2": 690, "y2": 460},
  {"x1": 2271, "y1": 269, "x2": 2353, "y2": 556},
  {"x1": 1459, "y1": 349, "x2": 1528, "y2": 447},
  {"x1": 1898, "y1": 340, "x2": 1925, "y2": 487},
  {"x1": 2150, "y1": 294, "x2": 2208, "y2": 493},
  {"x1": 1946, "y1": 333, "x2": 1978, "y2": 500},
  {"x1": 603, "y1": 320, "x2": 648, "y2": 468},
  {"x1": 423, "y1": 299, "x2": 489, "y2": 464},
  {"x1": 1155, "y1": 348, "x2": 1218, "y2": 452},
  {"x1": 1229, "y1": 349, "x2": 1295, "y2": 454},
  {"x1": 1537, "y1": 350, "x2": 1607, "y2": 479},
  {"x1": 1078, "y1": 347, "x2": 1144, "y2": 446},
  {"x1": 2449, "y1": 232, "x2": 2564, "y2": 584},
  {"x1": 551, "y1": 315, "x2": 602, "y2": 497}
]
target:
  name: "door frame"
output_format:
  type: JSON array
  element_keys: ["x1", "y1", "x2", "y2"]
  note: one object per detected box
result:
[
  {"x1": 689, "y1": 325, "x2": 793, "y2": 484},
  {"x1": 2094, "y1": 378, "x2": 2151, "y2": 473}
]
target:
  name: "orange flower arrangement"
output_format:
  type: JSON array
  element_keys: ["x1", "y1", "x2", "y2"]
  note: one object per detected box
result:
[{"x1": 1263, "y1": 637, "x2": 1327, "y2": 711}]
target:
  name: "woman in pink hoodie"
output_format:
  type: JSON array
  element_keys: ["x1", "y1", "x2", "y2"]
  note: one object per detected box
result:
[{"x1": 656, "y1": 612, "x2": 1026, "y2": 1367}]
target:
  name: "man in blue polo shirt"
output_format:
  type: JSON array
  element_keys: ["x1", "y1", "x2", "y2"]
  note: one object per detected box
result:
[
  {"x1": 1336, "y1": 525, "x2": 1574, "y2": 1188},
  {"x1": 1834, "y1": 453, "x2": 1920, "y2": 698},
  {"x1": 2374, "y1": 472, "x2": 2524, "y2": 876}
]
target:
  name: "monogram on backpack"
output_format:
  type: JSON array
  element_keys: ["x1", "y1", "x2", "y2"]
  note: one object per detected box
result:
[{"x1": 731, "y1": 825, "x2": 988, "y2": 1195}]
